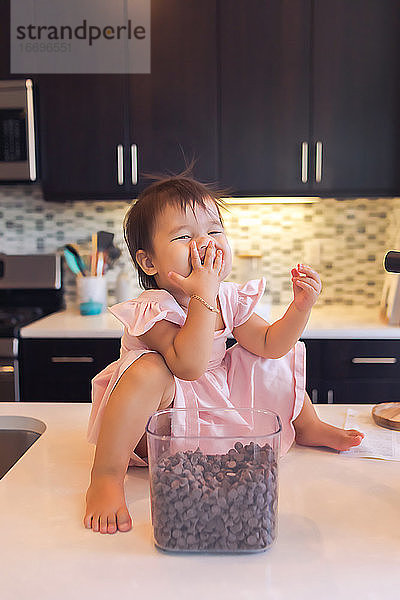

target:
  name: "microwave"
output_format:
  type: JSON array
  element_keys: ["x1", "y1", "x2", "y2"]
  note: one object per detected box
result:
[{"x1": 0, "y1": 79, "x2": 37, "y2": 181}]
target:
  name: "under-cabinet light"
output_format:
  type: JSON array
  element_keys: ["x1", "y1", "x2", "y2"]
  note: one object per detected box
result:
[{"x1": 222, "y1": 197, "x2": 320, "y2": 205}]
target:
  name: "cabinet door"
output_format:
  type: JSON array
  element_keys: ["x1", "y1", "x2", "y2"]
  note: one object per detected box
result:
[
  {"x1": 321, "y1": 339, "x2": 400, "y2": 380},
  {"x1": 20, "y1": 338, "x2": 120, "y2": 402},
  {"x1": 312, "y1": 0, "x2": 400, "y2": 196},
  {"x1": 219, "y1": 0, "x2": 311, "y2": 195},
  {"x1": 38, "y1": 75, "x2": 130, "y2": 201},
  {"x1": 322, "y1": 380, "x2": 400, "y2": 404},
  {"x1": 302, "y1": 339, "x2": 322, "y2": 403},
  {"x1": 127, "y1": 0, "x2": 218, "y2": 193},
  {"x1": 0, "y1": 0, "x2": 11, "y2": 80}
]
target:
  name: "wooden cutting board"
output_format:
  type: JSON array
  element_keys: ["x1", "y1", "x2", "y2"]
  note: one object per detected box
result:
[{"x1": 372, "y1": 402, "x2": 400, "y2": 431}]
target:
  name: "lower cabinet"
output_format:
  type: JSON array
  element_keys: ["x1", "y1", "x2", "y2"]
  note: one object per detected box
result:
[
  {"x1": 303, "y1": 339, "x2": 400, "y2": 404},
  {"x1": 19, "y1": 338, "x2": 120, "y2": 402},
  {"x1": 19, "y1": 336, "x2": 400, "y2": 404}
]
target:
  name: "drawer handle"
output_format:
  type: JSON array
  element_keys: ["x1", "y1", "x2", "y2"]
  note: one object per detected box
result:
[
  {"x1": 327, "y1": 389, "x2": 334, "y2": 404},
  {"x1": 311, "y1": 388, "x2": 318, "y2": 404},
  {"x1": 51, "y1": 357, "x2": 94, "y2": 363},
  {"x1": 0, "y1": 365, "x2": 14, "y2": 373},
  {"x1": 351, "y1": 357, "x2": 397, "y2": 364}
]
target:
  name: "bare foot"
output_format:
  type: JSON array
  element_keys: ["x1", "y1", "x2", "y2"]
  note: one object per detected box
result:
[
  {"x1": 84, "y1": 474, "x2": 132, "y2": 534},
  {"x1": 295, "y1": 420, "x2": 364, "y2": 451}
]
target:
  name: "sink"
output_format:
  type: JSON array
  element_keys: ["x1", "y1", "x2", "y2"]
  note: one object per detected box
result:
[{"x1": 0, "y1": 416, "x2": 46, "y2": 479}]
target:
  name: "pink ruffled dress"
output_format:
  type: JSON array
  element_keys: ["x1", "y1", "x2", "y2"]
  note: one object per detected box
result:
[{"x1": 87, "y1": 278, "x2": 305, "y2": 465}]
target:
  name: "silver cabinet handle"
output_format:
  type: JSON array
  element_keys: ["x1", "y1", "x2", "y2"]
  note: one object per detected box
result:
[
  {"x1": 301, "y1": 141, "x2": 308, "y2": 183},
  {"x1": 315, "y1": 141, "x2": 323, "y2": 183},
  {"x1": 311, "y1": 388, "x2": 318, "y2": 404},
  {"x1": 352, "y1": 357, "x2": 397, "y2": 364},
  {"x1": 25, "y1": 79, "x2": 37, "y2": 181},
  {"x1": 117, "y1": 144, "x2": 124, "y2": 185},
  {"x1": 51, "y1": 356, "x2": 94, "y2": 363},
  {"x1": 131, "y1": 143, "x2": 138, "y2": 185},
  {"x1": 327, "y1": 389, "x2": 334, "y2": 404}
]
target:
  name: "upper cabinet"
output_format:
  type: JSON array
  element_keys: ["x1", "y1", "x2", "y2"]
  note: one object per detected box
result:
[
  {"x1": 38, "y1": 75, "x2": 129, "y2": 200},
  {"x1": 219, "y1": 0, "x2": 400, "y2": 197},
  {"x1": 38, "y1": 0, "x2": 217, "y2": 201},
  {"x1": 2, "y1": 0, "x2": 400, "y2": 199},
  {"x1": 127, "y1": 0, "x2": 218, "y2": 192},
  {"x1": 312, "y1": 0, "x2": 400, "y2": 196},
  {"x1": 219, "y1": 0, "x2": 312, "y2": 196}
]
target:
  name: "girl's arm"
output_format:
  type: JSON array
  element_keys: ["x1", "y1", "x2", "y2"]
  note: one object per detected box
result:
[
  {"x1": 137, "y1": 241, "x2": 223, "y2": 381},
  {"x1": 233, "y1": 264, "x2": 321, "y2": 359}
]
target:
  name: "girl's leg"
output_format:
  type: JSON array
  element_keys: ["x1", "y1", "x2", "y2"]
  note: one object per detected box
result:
[
  {"x1": 293, "y1": 392, "x2": 364, "y2": 451},
  {"x1": 84, "y1": 352, "x2": 175, "y2": 534}
]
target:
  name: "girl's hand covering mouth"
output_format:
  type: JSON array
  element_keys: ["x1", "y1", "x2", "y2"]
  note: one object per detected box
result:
[{"x1": 168, "y1": 240, "x2": 224, "y2": 301}]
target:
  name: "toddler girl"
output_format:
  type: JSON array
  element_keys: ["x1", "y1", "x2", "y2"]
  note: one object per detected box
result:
[{"x1": 84, "y1": 175, "x2": 364, "y2": 535}]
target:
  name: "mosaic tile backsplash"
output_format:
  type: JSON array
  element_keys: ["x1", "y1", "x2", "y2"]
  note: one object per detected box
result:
[{"x1": 0, "y1": 184, "x2": 399, "y2": 309}]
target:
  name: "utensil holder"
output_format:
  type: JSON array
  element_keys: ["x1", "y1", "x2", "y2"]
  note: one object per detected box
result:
[{"x1": 77, "y1": 276, "x2": 107, "y2": 315}]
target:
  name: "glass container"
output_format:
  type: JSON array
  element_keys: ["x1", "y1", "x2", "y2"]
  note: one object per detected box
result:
[{"x1": 146, "y1": 407, "x2": 281, "y2": 553}]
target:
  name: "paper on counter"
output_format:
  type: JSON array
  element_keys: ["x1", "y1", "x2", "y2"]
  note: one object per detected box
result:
[{"x1": 340, "y1": 408, "x2": 400, "y2": 461}]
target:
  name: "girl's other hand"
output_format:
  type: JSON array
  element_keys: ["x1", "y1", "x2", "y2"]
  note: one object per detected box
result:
[
  {"x1": 168, "y1": 241, "x2": 223, "y2": 302},
  {"x1": 291, "y1": 263, "x2": 322, "y2": 312}
]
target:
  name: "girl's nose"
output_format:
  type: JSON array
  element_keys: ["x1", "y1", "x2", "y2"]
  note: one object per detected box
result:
[{"x1": 196, "y1": 237, "x2": 216, "y2": 261}]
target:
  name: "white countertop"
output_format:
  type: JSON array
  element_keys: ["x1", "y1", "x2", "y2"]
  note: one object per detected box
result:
[
  {"x1": 20, "y1": 302, "x2": 400, "y2": 339},
  {"x1": 1, "y1": 402, "x2": 400, "y2": 600}
]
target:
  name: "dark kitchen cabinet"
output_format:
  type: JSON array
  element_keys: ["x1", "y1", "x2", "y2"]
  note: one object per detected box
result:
[
  {"x1": 38, "y1": 76, "x2": 130, "y2": 201},
  {"x1": 312, "y1": 0, "x2": 400, "y2": 196},
  {"x1": 0, "y1": 0, "x2": 31, "y2": 80},
  {"x1": 219, "y1": 0, "x2": 312, "y2": 196},
  {"x1": 302, "y1": 339, "x2": 321, "y2": 403},
  {"x1": 20, "y1": 338, "x2": 120, "y2": 402},
  {"x1": 0, "y1": 0, "x2": 11, "y2": 80},
  {"x1": 37, "y1": 0, "x2": 217, "y2": 201},
  {"x1": 219, "y1": 0, "x2": 400, "y2": 197},
  {"x1": 303, "y1": 339, "x2": 400, "y2": 404},
  {"x1": 127, "y1": 0, "x2": 218, "y2": 193}
]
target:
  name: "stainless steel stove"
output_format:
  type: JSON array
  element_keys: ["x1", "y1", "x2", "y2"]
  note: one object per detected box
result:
[{"x1": 0, "y1": 254, "x2": 64, "y2": 401}]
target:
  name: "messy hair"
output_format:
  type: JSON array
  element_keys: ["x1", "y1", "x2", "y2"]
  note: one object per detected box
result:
[{"x1": 124, "y1": 174, "x2": 228, "y2": 290}]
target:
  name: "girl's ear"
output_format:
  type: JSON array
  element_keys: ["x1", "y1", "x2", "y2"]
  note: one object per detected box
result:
[{"x1": 136, "y1": 249, "x2": 158, "y2": 276}]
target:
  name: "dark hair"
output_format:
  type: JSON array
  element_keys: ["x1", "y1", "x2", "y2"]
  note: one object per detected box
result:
[{"x1": 124, "y1": 175, "x2": 227, "y2": 290}]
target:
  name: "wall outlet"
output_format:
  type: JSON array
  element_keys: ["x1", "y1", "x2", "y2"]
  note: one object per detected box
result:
[{"x1": 303, "y1": 239, "x2": 321, "y2": 266}]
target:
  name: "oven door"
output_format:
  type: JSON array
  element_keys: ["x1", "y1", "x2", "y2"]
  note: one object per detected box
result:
[{"x1": 0, "y1": 358, "x2": 18, "y2": 401}]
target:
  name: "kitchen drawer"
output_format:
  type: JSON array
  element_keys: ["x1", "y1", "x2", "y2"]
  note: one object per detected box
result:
[
  {"x1": 321, "y1": 340, "x2": 400, "y2": 380},
  {"x1": 20, "y1": 338, "x2": 120, "y2": 402}
]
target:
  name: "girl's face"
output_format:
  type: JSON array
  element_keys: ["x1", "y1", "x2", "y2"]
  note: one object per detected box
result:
[{"x1": 140, "y1": 199, "x2": 232, "y2": 297}]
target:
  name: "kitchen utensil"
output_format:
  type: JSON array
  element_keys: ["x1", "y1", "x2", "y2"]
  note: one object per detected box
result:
[
  {"x1": 63, "y1": 247, "x2": 83, "y2": 277},
  {"x1": 90, "y1": 233, "x2": 98, "y2": 276},
  {"x1": 64, "y1": 244, "x2": 87, "y2": 276},
  {"x1": 372, "y1": 402, "x2": 400, "y2": 431},
  {"x1": 146, "y1": 407, "x2": 281, "y2": 553},
  {"x1": 96, "y1": 251, "x2": 104, "y2": 277},
  {"x1": 97, "y1": 231, "x2": 114, "y2": 251}
]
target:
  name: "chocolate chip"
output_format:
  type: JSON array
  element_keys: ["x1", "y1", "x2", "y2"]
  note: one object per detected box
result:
[{"x1": 150, "y1": 443, "x2": 278, "y2": 553}]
